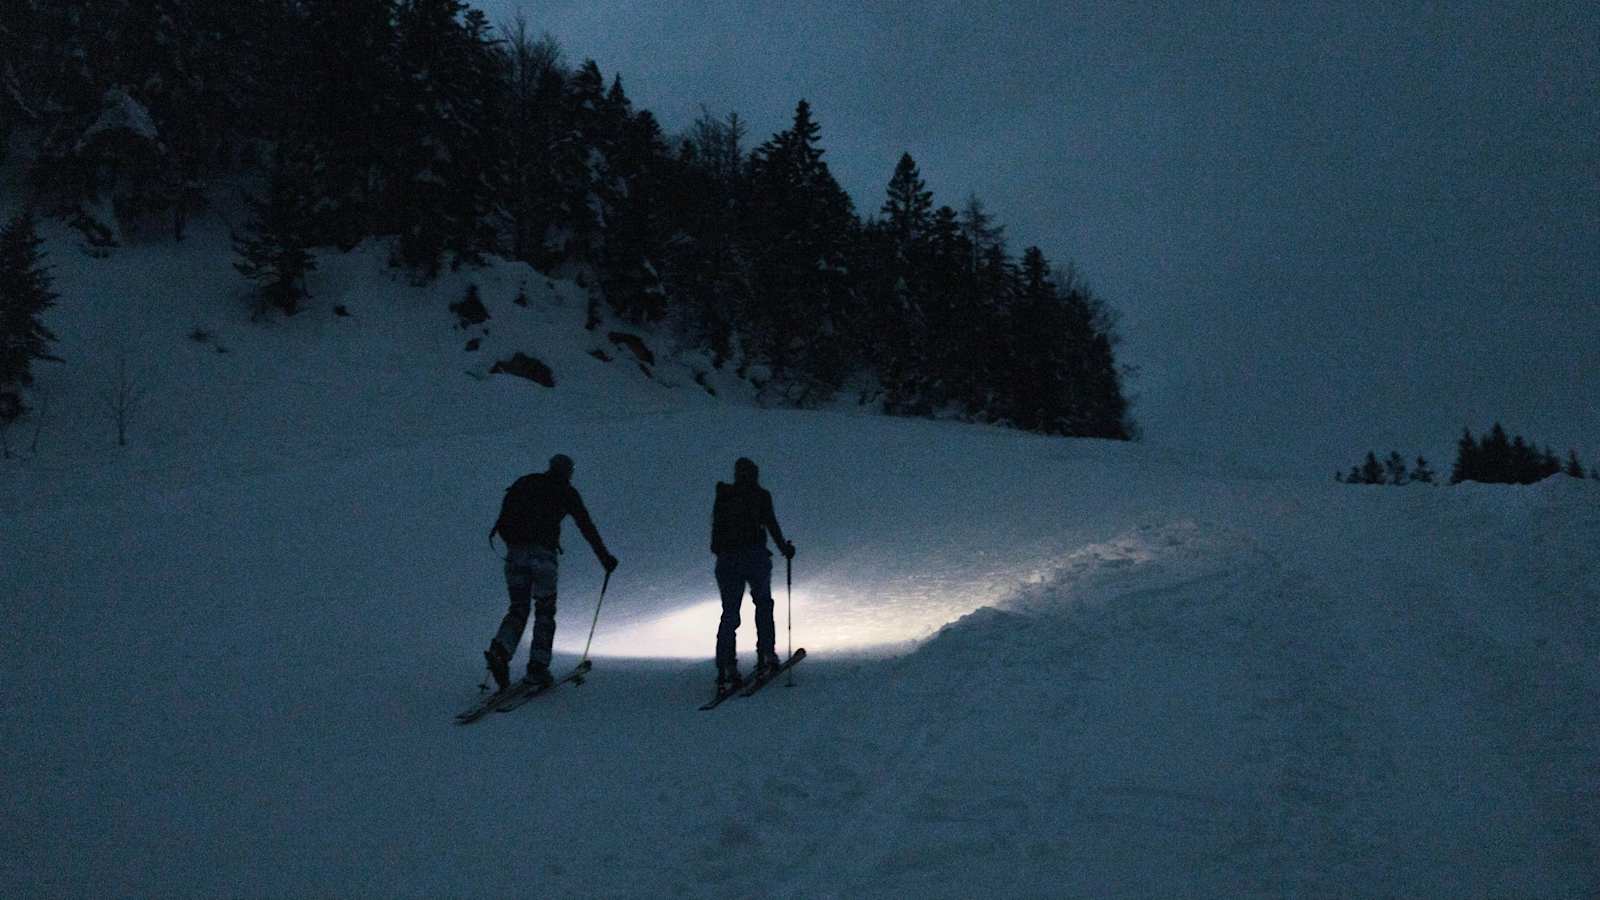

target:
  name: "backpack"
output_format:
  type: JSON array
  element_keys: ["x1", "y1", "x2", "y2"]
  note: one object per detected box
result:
[
  {"x1": 711, "y1": 482, "x2": 763, "y2": 553},
  {"x1": 494, "y1": 473, "x2": 563, "y2": 547}
]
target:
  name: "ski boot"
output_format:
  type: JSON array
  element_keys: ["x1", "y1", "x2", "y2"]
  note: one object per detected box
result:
[
  {"x1": 484, "y1": 642, "x2": 511, "y2": 690},
  {"x1": 753, "y1": 653, "x2": 782, "y2": 681},
  {"x1": 716, "y1": 664, "x2": 744, "y2": 693},
  {"x1": 522, "y1": 664, "x2": 555, "y2": 692}
]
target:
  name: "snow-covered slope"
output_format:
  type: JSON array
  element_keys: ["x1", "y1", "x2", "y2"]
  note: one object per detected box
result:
[{"x1": 3, "y1": 226, "x2": 1597, "y2": 897}]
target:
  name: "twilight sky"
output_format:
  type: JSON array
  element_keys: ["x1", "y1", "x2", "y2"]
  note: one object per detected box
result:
[{"x1": 484, "y1": 1, "x2": 1598, "y2": 474}]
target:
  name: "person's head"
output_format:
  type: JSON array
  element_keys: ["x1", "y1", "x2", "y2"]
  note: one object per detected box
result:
[
  {"x1": 733, "y1": 457, "x2": 759, "y2": 487},
  {"x1": 548, "y1": 453, "x2": 575, "y2": 483}
]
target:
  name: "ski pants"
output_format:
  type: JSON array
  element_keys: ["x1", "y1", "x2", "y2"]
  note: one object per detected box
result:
[
  {"x1": 493, "y1": 544, "x2": 559, "y2": 672},
  {"x1": 714, "y1": 545, "x2": 776, "y2": 671}
]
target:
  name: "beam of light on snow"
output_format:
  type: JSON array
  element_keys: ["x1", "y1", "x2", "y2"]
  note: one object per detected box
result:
[
  {"x1": 556, "y1": 526, "x2": 1187, "y2": 660},
  {"x1": 572, "y1": 584, "x2": 1021, "y2": 659}
]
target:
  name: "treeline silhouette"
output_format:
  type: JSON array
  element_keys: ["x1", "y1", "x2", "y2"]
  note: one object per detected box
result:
[
  {"x1": 1449, "y1": 425, "x2": 1591, "y2": 485},
  {"x1": 1338, "y1": 424, "x2": 1596, "y2": 486},
  {"x1": 1336, "y1": 452, "x2": 1437, "y2": 486},
  {"x1": 1, "y1": 0, "x2": 1133, "y2": 439}
]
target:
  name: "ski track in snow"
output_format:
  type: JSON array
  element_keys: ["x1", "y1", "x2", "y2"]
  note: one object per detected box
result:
[{"x1": 3, "y1": 227, "x2": 1598, "y2": 897}]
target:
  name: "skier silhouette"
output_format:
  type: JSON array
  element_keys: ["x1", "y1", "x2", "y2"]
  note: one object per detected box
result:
[
  {"x1": 710, "y1": 457, "x2": 795, "y2": 690},
  {"x1": 485, "y1": 453, "x2": 617, "y2": 690}
]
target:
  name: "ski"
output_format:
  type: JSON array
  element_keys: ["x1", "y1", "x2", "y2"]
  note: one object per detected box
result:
[
  {"x1": 494, "y1": 659, "x2": 593, "y2": 713},
  {"x1": 455, "y1": 683, "x2": 521, "y2": 724},
  {"x1": 454, "y1": 660, "x2": 592, "y2": 724},
  {"x1": 700, "y1": 649, "x2": 807, "y2": 709},
  {"x1": 740, "y1": 648, "x2": 806, "y2": 697},
  {"x1": 698, "y1": 684, "x2": 740, "y2": 711}
]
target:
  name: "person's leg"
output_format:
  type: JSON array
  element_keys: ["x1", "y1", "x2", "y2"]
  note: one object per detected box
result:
[
  {"x1": 714, "y1": 555, "x2": 747, "y2": 679},
  {"x1": 525, "y1": 548, "x2": 560, "y2": 677},
  {"x1": 492, "y1": 549, "x2": 535, "y2": 658},
  {"x1": 748, "y1": 550, "x2": 777, "y2": 668}
]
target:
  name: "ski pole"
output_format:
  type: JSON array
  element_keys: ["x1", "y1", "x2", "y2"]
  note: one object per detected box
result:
[
  {"x1": 785, "y1": 553, "x2": 795, "y2": 687},
  {"x1": 579, "y1": 570, "x2": 610, "y2": 665}
]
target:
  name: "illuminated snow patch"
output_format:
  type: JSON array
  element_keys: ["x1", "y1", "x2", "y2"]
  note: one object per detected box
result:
[
  {"x1": 571, "y1": 584, "x2": 1023, "y2": 659},
  {"x1": 561, "y1": 526, "x2": 1194, "y2": 660}
]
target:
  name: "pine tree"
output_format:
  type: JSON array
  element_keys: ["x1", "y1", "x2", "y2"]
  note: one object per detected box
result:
[
  {"x1": 1509, "y1": 434, "x2": 1536, "y2": 484},
  {"x1": 495, "y1": 18, "x2": 566, "y2": 267},
  {"x1": 881, "y1": 153, "x2": 933, "y2": 246},
  {"x1": 285, "y1": 0, "x2": 403, "y2": 249},
  {"x1": 1412, "y1": 456, "x2": 1436, "y2": 484},
  {"x1": 0, "y1": 0, "x2": 43, "y2": 163},
  {"x1": 920, "y1": 204, "x2": 975, "y2": 408},
  {"x1": 959, "y1": 194, "x2": 1006, "y2": 276},
  {"x1": 133, "y1": 0, "x2": 264, "y2": 239},
  {"x1": 964, "y1": 241, "x2": 1016, "y2": 418},
  {"x1": 233, "y1": 145, "x2": 318, "y2": 316},
  {"x1": 870, "y1": 154, "x2": 938, "y2": 410},
  {"x1": 1385, "y1": 450, "x2": 1409, "y2": 486},
  {"x1": 1346, "y1": 464, "x2": 1363, "y2": 484},
  {"x1": 1566, "y1": 449, "x2": 1587, "y2": 479},
  {"x1": 663, "y1": 107, "x2": 750, "y2": 366},
  {"x1": 1001, "y1": 247, "x2": 1060, "y2": 431},
  {"x1": 388, "y1": 0, "x2": 503, "y2": 278},
  {"x1": 993, "y1": 247, "x2": 1132, "y2": 437},
  {"x1": 1359, "y1": 451, "x2": 1386, "y2": 485},
  {"x1": 744, "y1": 99, "x2": 858, "y2": 398},
  {"x1": 23, "y1": 0, "x2": 263, "y2": 240},
  {"x1": 1539, "y1": 446, "x2": 1561, "y2": 482},
  {"x1": 599, "y1": 101, "x2": 672, "y2": 324},
  {"x1": 0, "y1": 210, "x2": 61, "y2": 418},
  {"x1": 1450, "y1": 427, "x2": 1477, "y2": 484},
  {"x1": 1062, "y1": 274, "x2": 1131, "y2": 439},
  {"x1": 557, "y1": 59, "x2": 610, "y2": 270},
  {"x1": 1482, "y1": 423, "x2": 1512, "y2": 483}
]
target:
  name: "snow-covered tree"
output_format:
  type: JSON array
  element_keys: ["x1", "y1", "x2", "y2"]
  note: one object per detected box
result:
[{"x1": 21, "y1": 0, "x2": 263, "y2": 240}]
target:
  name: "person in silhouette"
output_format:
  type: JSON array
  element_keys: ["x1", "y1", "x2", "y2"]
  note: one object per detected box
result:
[
  {"x1": 485, "y1": 453, "x2": 617, "y2": 690},
  {"x1": 710, "y1": 457, "x2": 795, "y2": 690}
]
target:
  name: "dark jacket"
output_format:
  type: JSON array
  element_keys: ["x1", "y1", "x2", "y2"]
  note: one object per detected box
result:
[
  {"x1": 494, "y1": 472, "x2": 609, "y2": 561},
  {"x1": 711, "y1": 481, "x2": 786, "y2": 555}
]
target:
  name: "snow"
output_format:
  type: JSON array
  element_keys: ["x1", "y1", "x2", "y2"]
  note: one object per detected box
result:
[
  {"x1": 2, "y1": 221, "x2": 1597, "y2": 897},
  {"x1": 76, "y1": 87, "x2": 161, "y2": 151}
]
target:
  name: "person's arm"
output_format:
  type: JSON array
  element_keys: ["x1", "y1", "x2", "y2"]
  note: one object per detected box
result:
[
  {"x1": 489, "y1": 480, "x2": 516, "y2": 544},
  {"x1": 710, "y1": 485, "x2": 724, "y2": 554},
  {"x1": 568, "y1": 488, "x2": 618, "y2": 571},
  {"x1": 762, "y1": 490, "x2": 794, "y2": 558}
]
